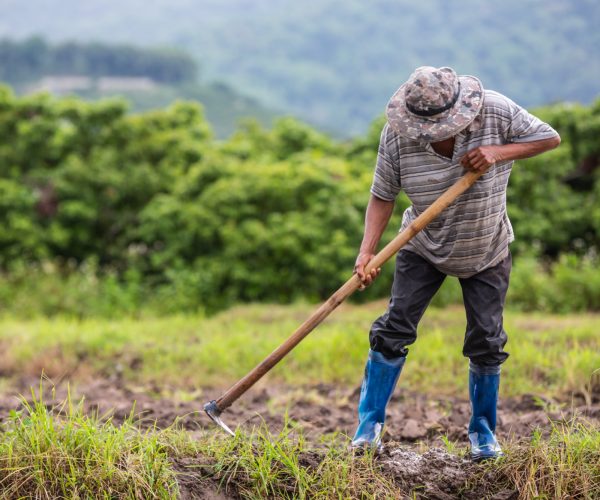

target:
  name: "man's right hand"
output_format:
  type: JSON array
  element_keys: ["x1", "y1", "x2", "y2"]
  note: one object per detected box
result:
[{"x1": 354, "y1": 252, "x2": 381, "y2": 291}]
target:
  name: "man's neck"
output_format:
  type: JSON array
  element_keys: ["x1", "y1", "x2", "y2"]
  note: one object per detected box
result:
[{"x1": 430, "y1": 137, "x2": 455, "y2": 159}]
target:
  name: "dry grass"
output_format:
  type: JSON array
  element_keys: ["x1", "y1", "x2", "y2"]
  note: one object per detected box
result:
[{"x1": 482, "y1": 419, "x2": 600, "y2": 499}]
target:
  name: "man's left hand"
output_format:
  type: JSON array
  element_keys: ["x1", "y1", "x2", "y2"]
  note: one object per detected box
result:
[{"x1": 460, "y1": 145, "x2": 503, "y2": 172}]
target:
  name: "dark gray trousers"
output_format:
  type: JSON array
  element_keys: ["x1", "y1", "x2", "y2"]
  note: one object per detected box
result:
[{"x1": 369, "y1": 250, "x2": 511, "y2": 366}]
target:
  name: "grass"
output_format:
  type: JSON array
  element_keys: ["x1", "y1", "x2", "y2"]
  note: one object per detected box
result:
[
  {"x1": 0, "y1": 302, "x2": 597, "y2": 399},
  {"x1": 0, "y1": 384, "x2": 597, "y2": 498},
  {"x1": 0, "y1": 386, "x2": 401, "y2": 498},
  {"x1": 196, "y1": 418, "x2": 600, "y2": 499},
  {"x1": 484, "y1": 419, "x2": 600, "y2": 499},
  {"x1": 0, "y1": 385, "x2": 177, "y2": 499},
  {"x1": 196, "y1": 420, "x2": 398, "y2": 499},
  {"x1": 0, "y1": 302, "x2": 597, "y2": 497}
]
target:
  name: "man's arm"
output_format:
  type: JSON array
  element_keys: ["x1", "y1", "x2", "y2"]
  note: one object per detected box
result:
[
  {"x1": 354, "y1": 194, "x2": 395, "y2": 289},
  {"x1": 461, "y1": 135, "x2": 561, "y2": 172}
]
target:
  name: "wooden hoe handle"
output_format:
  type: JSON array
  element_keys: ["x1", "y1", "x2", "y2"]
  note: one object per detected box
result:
[{"x1": 214, "y1": 169, "x2": 484, "y2": 412}]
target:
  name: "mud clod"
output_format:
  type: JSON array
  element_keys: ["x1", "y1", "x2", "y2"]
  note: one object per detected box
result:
[
  {"x1": 400, "y1": 418, "x2": 428, "y2": 440},
  {"x1": 381, "y1": 447, "x2": 473, "y2": 498}
]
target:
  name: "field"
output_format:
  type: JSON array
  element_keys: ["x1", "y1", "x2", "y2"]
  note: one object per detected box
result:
[{"x1": 0, "y1": 301, "x2": 597, "y2": 498}]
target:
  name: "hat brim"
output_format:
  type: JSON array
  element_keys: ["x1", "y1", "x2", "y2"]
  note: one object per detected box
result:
[{"x1": 386, "y1": 75, "x2": 484, "y2": 142}]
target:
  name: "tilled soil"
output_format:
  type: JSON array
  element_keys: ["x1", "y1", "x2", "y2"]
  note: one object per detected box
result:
[{"x1": 0, "y1": 378, "x2": 597, "y2": 499}]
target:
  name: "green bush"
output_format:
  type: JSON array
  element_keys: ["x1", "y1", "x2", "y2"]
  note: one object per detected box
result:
[
  {"x1": 0, "y1": 87, "x2": 599, "y2": 314},
  {"x1": 2, "y1": 253, "x2": 599, "y2": 318},
  {"x1": 509, "y1": 253, "x2": 600, "y2": 312}
]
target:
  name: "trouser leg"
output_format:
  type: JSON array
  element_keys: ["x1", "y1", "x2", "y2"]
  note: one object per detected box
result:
[
  {"x1": 369, "y1": 250, "x2": 446, "y2": 358},
  {"x1": 459, "y1": 251, "x2": 512, "y2": 366}
]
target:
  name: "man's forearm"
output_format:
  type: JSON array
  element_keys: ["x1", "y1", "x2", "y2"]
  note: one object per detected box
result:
[
  {"x1": 462, "y1": 135, "x2": 561, "y2": 171},
  {"x1": 495, "y1": 135, "x2": 561, "y2": 162},
  {"x1": 359, "y1": 194, "x2": 395, "y2": 254}
]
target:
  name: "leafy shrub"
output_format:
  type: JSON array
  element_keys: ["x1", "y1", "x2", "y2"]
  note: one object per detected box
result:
[
  {"x1": 0, "y1": 87, "x2": 599, "y2": 313},
  {"x1": 509, "y1": 253, "x2": 600, "y2": 312}
]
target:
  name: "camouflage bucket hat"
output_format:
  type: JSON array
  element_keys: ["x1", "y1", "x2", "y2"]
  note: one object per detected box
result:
[{"x1": 386, "y1": 66, "x2": 484, "y2": 142}]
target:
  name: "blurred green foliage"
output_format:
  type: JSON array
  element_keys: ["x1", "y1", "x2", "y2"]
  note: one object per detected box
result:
[
  {"x1": 0, "y1": 37, "x2": 197, "y2": 85},
  {"x1": 0, "y1": 88, "x2": 599, "y2": 315}
]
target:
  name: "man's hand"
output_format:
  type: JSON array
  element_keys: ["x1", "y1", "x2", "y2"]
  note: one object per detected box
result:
[
  {"x1": 460, "y1": 145, "x2": 503, "y2": 172},
  {"x1": 354, "y1": 252, "x2": 381, "y2": 291}
]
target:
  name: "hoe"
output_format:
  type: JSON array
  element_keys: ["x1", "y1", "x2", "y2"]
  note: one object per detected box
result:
[{"x1": 204, "y1": 169, "x2": 486, "y2": 435}]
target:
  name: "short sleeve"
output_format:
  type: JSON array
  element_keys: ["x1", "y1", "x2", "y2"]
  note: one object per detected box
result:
[
  {"x1": 370, "y1": 124, "x2": 402, "y2": 201},
  {"x1": 504, "y1": 97, "x2": 559, "y2": 143}
]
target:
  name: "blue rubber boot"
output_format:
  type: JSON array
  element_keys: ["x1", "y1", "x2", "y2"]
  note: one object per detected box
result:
[
  {"x1": 468, "y1": 363, "x2": 504, "y2": 461},
  {"x1": 352, "y1": 349, "x2": 405, "y2": 450}
]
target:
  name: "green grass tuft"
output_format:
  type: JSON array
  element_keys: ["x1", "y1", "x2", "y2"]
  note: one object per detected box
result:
[
  {"x1": 0, "y1": 385, "x2": 178, "y2": 499},
  {"x1": 199, "y1": 418, "x2": 398, "y2": 499}
]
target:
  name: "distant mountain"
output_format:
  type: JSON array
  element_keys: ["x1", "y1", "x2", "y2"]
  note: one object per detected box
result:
[
  {"x1": 0, "y1": 37, "x2": 276, "y2": 137},
  {"x1": 91, "y1": 82, "x2": 277, "y2": 138},
  {"x1": 1, "y1": 0, "x2": 598, "y2": 135},
  {"x1": 69, "y1": 81, "x2": 277, "y2": 138}
]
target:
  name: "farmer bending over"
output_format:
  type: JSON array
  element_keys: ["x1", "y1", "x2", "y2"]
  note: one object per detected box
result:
[{"x1": 352, "y1": 66, "x2": 560, "y2": 460}]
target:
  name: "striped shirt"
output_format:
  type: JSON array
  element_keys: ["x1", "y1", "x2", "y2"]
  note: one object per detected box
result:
[{"x1": 371, "y1": 90, "x2": 559, "y2": 278}]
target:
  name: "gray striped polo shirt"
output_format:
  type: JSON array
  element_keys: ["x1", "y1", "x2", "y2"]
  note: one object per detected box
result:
[{"x1": 371, "y1": 90, "x2": 559, "y2": 278}]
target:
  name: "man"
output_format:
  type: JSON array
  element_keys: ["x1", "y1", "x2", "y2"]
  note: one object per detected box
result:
[{"x1": 352, "y1": 66, "x2": 560, "y2": 460}]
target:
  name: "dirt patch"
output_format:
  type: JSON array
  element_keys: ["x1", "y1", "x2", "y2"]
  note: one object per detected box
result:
[
  {"x1": 1, "y1": 377, "x2": 596, "y2": 444},
  {"x1": 199, "y1": 382, "x2": 598, "y2": 446},
  {"x1": 380, "y1": 447, "x2": 501, "y2": 499},
  {"x1": 171, "y1": 456, "x2": 233, "y2": 500}
]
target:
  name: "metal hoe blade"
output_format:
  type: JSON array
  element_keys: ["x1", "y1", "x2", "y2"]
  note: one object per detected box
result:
[{"x1": 203, "y1": 400, "x2": 235, "y2": 437}]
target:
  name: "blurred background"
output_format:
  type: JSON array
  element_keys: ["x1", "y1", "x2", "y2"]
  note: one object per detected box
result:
[
  {"x1": 2, "y1": 0, "x2": 599, "y2": 136},
  {"x1": 0, "y1": 0, "x2": 599, "y2": 316}
]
